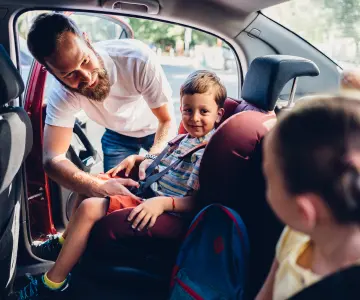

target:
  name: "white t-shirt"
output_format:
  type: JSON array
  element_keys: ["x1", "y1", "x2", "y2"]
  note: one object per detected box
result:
[{"x1": 45, "y1": 39, "x2": 176, "y2": 138}]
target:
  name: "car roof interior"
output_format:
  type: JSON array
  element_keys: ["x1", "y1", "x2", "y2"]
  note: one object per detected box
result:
[{"x1": 0, "y1": 0, "x2": 287, "y2": 58}]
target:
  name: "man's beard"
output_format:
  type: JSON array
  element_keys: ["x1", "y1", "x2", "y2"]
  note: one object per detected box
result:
[
  {"x1": 75, "y1": 64, "x2": 110, "y2": 102},
  {"x1": 53, "y1": 43, "x2": 111, "y2": 102}
]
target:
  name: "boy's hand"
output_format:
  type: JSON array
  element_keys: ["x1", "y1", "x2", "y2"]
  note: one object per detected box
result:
[
  {"x1": 107, "y1": 154, "x2": 144, "y2": 178},
  {"x1": 128, "y1": 197, "x2": 169, "y2": 231}
]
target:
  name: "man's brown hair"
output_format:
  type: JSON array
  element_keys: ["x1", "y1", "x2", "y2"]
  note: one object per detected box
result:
[
  {"x1": 180, "y1": 70, "x2": 227, "y2": 108},
  {"x1": 27, "y1": 13, "x2": 84, "y2": 66}
]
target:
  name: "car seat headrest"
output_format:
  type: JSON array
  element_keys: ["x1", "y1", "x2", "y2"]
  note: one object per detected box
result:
[
  {"x1": 0, "y1": 45, "x2": 25, "y2": 106},
  {"x1": 198, "y1": 110, "x2": 277, "y2": 207},
  {"x1": 242, "y1": 55, "x2": 320, "y2": 111}
]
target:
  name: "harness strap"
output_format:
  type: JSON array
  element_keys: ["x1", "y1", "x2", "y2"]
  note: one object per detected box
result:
[
  {"x1": 145, "y1": 134, "x2": 188, "y2": 178},
  {"x1": 139, "y1": 136, "x2": 207, "y2": 195},
  {"x1": 179, "y1": 142, "x2": 207, "y2": 159},
  {"x1": 168, "y1": 133, "x2": 187, "y2": 146}
]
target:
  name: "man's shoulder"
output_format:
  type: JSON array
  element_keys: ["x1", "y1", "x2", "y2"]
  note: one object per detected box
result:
[{"x1": 95, "y1": 39, "x2": 153, "y2": 63}]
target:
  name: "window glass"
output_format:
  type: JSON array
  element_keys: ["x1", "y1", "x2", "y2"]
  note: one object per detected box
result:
[
  {"x1": 18, "y1": 12, "x2": 239, "y2": 120},
  {"x1": 264, "y1": 0, "x2": 360, "y2": 69},
  {"x1": 127, "y1": 17, "x2": 239, "y2": 124},
  {"x1": 70, "y1": 13, "x2": 131, "y2": 42}
]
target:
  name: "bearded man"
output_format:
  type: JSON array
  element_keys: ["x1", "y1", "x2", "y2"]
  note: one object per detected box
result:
[{"x1": 27, "y1": 13, "x2": 176, "y2": 202}]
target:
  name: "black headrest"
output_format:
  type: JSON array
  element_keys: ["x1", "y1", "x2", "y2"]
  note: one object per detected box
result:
[
  {"x1": 0, "y1": 45, "x2": 25, "y2": 106},
  {"x1": 242, "y1": 55, "x2": 320, "y2": 111}
]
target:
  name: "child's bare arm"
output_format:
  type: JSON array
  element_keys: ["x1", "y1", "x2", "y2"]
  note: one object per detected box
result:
[
  {"x1": 128, "y1": 196, "x2": 196, "y2": 231},
  {"x1": 164, "y1": 195, "x2": 196, "y2": 213},
  {"x1": 255, "y1": 258, "x2": 279, "y2": 300}
]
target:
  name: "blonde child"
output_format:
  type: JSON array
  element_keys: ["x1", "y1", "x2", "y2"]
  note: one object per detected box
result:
[{"x1": 257, "y1": 95, "x2": 360, "y2": 300}]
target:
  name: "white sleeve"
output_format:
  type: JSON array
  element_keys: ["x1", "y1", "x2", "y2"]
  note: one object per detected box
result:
[
  {"x1": 137, "y1": 50, "x2": 173, "y2": 109},
  {"x1": 45, "y1": 81, "x2": 81, "y2": 128}
]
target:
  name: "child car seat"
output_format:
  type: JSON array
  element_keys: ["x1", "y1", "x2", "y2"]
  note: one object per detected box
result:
[{"x1": 82, "y1": 55, "x2": 320, "y2": 299}]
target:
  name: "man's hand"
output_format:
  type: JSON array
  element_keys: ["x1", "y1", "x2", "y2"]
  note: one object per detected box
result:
[
  {"x1": 127, "y1": 197, "x2": 170, "y2": 231},
  {"x1": 138, "y1": 159, "x2": 153, "y2": 180},
  {"x1": 100, "y1": 178, "x2": 140, "y2": 199},
  {"x1": 107, "y1": 154, "x2": 144, "y2": 178}
]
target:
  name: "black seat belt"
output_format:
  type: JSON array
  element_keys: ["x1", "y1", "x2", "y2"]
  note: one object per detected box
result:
[{"x1": 135, "y1": 135, "x2": 207, "y2": 197}]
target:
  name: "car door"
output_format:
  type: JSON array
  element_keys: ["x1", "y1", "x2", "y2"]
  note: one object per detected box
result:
[{"x1": 22, "y1": 11, "x2": 134, "y2": 240}]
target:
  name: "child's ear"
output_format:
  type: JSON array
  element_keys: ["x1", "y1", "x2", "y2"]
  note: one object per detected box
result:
[
  {"x1": 216, "y1": 108, "x2": 225, "y2": 123},
  {"x1": 295, "y1": 194, "x2": 318, "y2": 233}
]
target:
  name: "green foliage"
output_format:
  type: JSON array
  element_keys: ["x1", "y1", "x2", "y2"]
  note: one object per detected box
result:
[
  {"x1": 129, "y1": 18, "x2": 183, "y2": 48},
  {"x1": 191, "y1": 31, "x2": 217, "y2": 47},
  {"x1": 17, "y1": 11, "x2": 220, "y2": 55},
  {"x1": 129, "y1": 17, "x2": 217, "y2": 49}
]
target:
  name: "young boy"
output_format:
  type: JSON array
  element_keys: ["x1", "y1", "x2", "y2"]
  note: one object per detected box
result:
[{"x1": 12, "y1": 70, "x2": 226, "y2": 299}]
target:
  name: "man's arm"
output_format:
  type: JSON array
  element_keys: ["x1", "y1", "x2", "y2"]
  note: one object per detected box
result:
[
  {"x1": 43, "y1": 124, "x2": 139, "y2": 198},
  {"x1": 148, "y1": 104, "x2": 173, "y2": 155},
  {"x1": 137, "y1": 43, "x2": 177, "y2": 154}
]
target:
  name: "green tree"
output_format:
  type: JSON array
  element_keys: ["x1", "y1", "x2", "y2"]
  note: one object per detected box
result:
[
  {"x1": 191, "y1": 30, "x2": 217, "y2": 47},
  {"x1": 129, "y1": 18, "x2": 184, "y2": 49},
  {"x1": 128, "y1": 18, "x2": 218, "y2": 50}
]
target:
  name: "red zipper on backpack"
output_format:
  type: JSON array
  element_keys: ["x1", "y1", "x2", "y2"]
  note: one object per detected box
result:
[{"x1": 175, "y1": 278, "x2": 204, "y2": 300}]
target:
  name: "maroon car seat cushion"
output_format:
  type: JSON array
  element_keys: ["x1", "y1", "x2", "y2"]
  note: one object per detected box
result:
[{"x1": 198, "y1": 110, "x2": 276, "y2": 208}]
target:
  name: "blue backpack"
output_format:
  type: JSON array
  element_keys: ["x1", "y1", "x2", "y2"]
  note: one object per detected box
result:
[{"x1": 170, "y1": 204, "x2": 250, "y2": 300}]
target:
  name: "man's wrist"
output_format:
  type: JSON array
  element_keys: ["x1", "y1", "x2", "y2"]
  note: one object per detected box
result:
[
  {"x1": 90, "y1": 177, "x2": 108, "y2": 197},
  {"x1": 135, "y1": 154, "x2": 146, "y2": 162},
  {"x1": 149, "y1": 141, "x2": 168, "y2": 155},
  {"x1": 144, "y1": 153, "x2": 157, "y2": 160}
]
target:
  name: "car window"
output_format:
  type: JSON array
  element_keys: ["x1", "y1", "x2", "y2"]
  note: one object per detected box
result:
[
  {"x1": 18, "y1": 11, "x2": 240, "y2": 125},
  {"x1": 70, "y1": 13, "x2": 132, "y2": 42},
  {"x1": 17, "y1": 11, "x2": 132, "y2": 88},
  {"x1": 263, "y1": 0, "x2": 360, "y2": 69},
  {"x1": 127, "y1": 17, "x2": 239, "y2": 125}
]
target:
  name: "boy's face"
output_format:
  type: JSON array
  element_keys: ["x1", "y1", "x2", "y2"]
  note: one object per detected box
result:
[{"x1": 181, "y1": 90, "x2": 224, "y2": 138}]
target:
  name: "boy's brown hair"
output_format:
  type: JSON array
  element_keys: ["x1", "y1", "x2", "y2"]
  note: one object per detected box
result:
[{"x1": 180, "y1": 70, "x2": 227, "y2": 108}]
